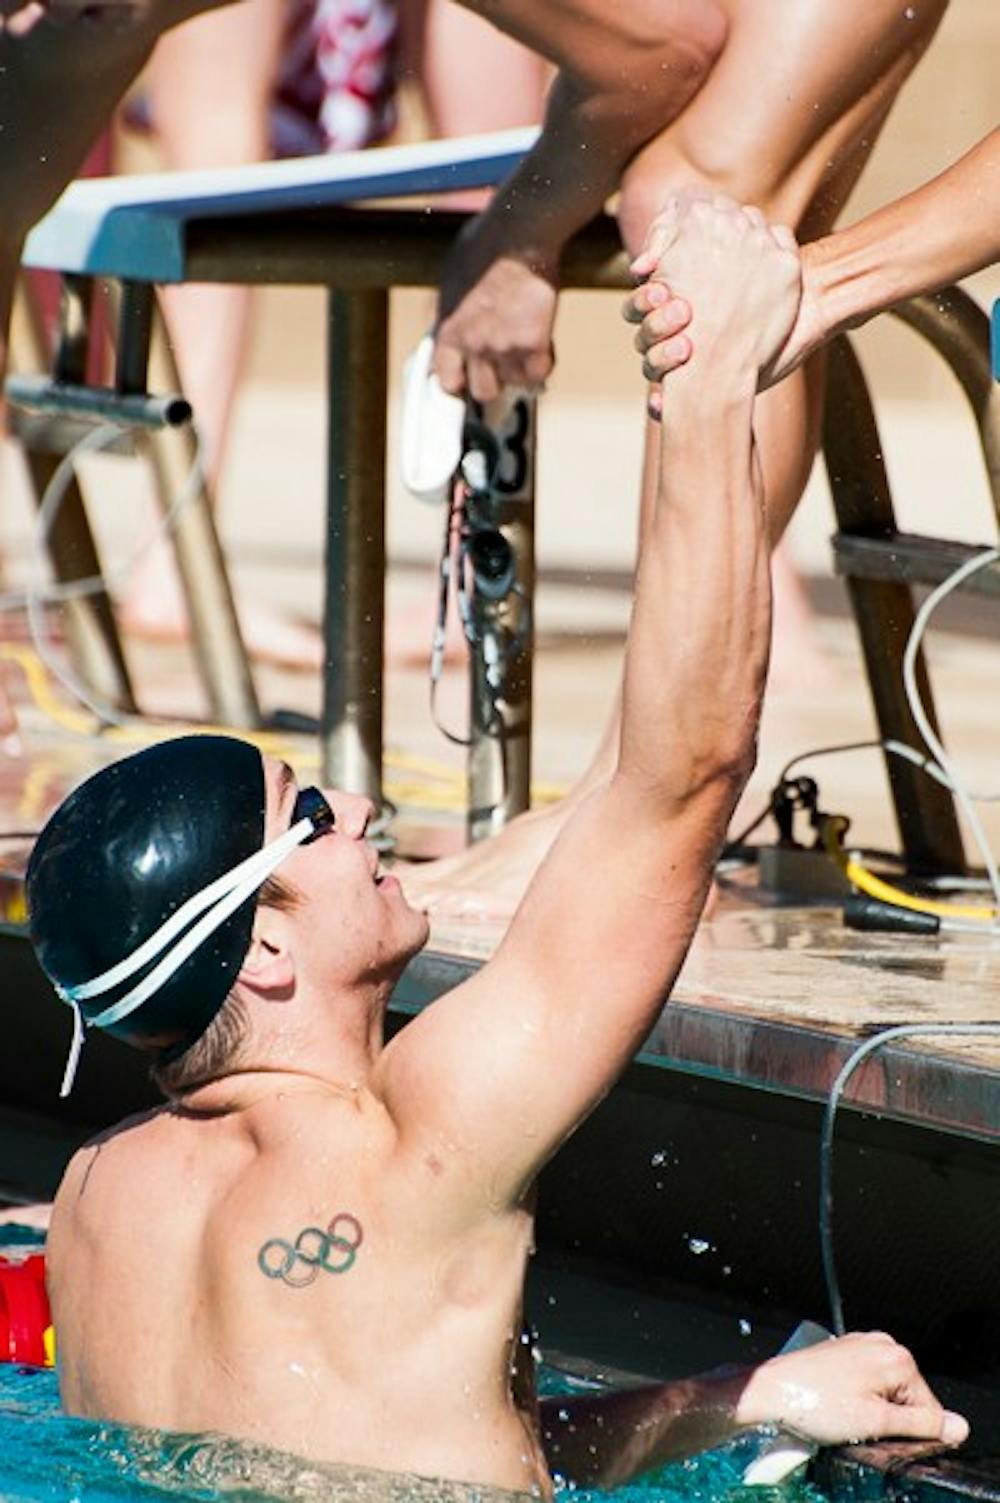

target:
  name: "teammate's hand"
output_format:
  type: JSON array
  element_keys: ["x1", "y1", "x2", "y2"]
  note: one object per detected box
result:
[
  {"x1": 737, "y1": 1332, "x2": 969, "y2": 1448},
  {"x1": 434, "y1": 215, "x2": 558, "y2": 404}
]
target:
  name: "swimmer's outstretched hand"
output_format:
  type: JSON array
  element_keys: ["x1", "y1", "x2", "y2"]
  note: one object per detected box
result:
[{"x1": 736, "y1": 1331, "x2": 969, "y2": 1448}]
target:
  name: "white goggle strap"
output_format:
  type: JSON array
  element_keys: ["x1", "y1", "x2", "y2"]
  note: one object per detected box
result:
[
  {"x1": 60, "y1": 1000, "x2": 86, "y2": 1099},
  {"x1": 56, "y1": 815, "x2": 314, "y2": 1098},
  {"x1": 62, "y1": 818, "x2": 312, "y2": 1004}
]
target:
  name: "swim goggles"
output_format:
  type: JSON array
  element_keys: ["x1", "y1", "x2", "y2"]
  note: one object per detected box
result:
[{"x1": 56, "y1": 787, "x2": 335, "y2": 1097}]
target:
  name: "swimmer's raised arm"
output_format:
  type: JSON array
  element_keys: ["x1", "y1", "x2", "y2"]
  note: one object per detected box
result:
[
  {"x1": 432, "y1": 0, "x2": 726, "y2": 401},
  {"x1": 541, "y1": 1332, "x2": 968, "y2": 1485},
  {"x1": 378, "y1": 195, "x2": 798, "y2": 1210}
]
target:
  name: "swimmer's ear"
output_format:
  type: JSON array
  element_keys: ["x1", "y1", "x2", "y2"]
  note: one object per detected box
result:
[{"x1": 237, "y1": 910, "x2": 295, "y2": 995}]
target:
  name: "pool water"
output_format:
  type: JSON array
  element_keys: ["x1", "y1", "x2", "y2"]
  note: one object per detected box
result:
[{"x1": 0, "y1": 1227, "x2": 828, "y2": 1503}]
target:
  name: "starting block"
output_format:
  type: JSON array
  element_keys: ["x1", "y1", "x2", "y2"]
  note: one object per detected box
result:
[
  {"x1": 23, "y1": 129, "x2": 538, "y2": 283},
  {"x1": 14, "y1": 129, "x2": 571, "y2": 787}
]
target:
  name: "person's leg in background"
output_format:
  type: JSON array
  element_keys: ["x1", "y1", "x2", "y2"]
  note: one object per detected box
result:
[
  {"x1": 401, "y1": 0, "x2": 949, "y2": 915},
  {"x1": 114, "y1": 0, "x2": 326, "y2": 669},
  {"x1": 420, "y1": 0, "x2": 549, "y2": 150}
]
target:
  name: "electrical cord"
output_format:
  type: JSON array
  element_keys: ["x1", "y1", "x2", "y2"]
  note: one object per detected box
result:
[
  {"x1": 816, "y1": 548, "x2": 1000, "y2": 1331},
  {"x1": 820, "y1": 815, "x2": 996, "y2": 925},
  {"x1": 820, "y1": 1020, "x2": 1000, "y2": 1336},
  {"x1": 0, "y1": 640, "x2": 566, "y2": 817},
  {"x1": 10, "y1": 420, "x2": 208, "y2": 729},
  {"x1": 901, "y1": 547, "x2": 1000, "y2": 913}
]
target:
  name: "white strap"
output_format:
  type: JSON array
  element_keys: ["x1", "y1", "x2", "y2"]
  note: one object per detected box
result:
[
  {"x1": 61, "y1": 818, "x2": 312, "y2": 1005},
  {"x1": 59, "y1": 1000, "x2": 85, "y2": 1100}
]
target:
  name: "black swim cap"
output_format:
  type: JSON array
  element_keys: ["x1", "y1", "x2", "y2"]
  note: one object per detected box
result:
[{"x1": 27, "y1": 735, "x2": 266, "y2": 1062}]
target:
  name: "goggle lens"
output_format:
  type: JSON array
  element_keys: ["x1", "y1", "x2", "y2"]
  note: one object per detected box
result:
[{"x1": 292, "y1": 786, "x2": 335, "y2": 844}]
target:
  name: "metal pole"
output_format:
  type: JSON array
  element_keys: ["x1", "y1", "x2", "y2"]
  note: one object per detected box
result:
[
  {"x1": 823, "y1": 335, "x2": 965, "y2": 872},
  {"x1": 143, "y1": 293, "x2": 261, "y2": 729},
  {"x1": 466, "y1": 393, "x2": 536, "y2": 843},
  {"x1": 892, "y1": 289, "x2": 1000, "y2": 522},
  {"x1": 322, "y1": 288, "x2": 388, "y2": 798}
]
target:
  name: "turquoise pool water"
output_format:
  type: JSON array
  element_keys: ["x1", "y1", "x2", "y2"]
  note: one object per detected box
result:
[{"x1": 0, "y1": 1227, "x2": 825, "y2": 1503}]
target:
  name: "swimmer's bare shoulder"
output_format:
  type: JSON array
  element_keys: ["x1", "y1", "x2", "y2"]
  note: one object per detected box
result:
[{"x1": 51, "y1": 1084, "x2": 539, "y2": 1484}]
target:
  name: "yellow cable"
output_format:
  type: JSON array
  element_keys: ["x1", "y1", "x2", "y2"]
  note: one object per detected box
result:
[
  {"x1": 820, "y1": 815, "x2": 997, "y2": 923},
  {"x1": 0, "y1": 643, "x2": 566, "y2": 812}
]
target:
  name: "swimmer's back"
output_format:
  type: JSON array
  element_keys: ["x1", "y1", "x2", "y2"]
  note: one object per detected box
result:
[{"x1": 48, "y1": 1084, "x2": 540, "y2": 1492}]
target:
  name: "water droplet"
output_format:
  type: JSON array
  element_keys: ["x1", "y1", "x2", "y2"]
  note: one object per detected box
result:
[
  {"x1": 687, "y1": 1236, "x2": 711, "y2": 1255},
  {"x1": 739, "y1": 1318, "x2": 753, "y2": 1336},
  {"x1": 904, "y1": 5, "x2": 915, "y2": 17}
]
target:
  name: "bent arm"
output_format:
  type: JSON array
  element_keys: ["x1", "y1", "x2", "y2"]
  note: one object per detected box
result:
[
  {"x1": 443, "y1": 0, "x2": 725, "y2": 273},
  {"x1": 433, "y1": 0, "x2": 725, "y2": 396},
  {"x1": 541, "y1": 1333, "x2": 969, "y2": 1487},
  {"x1": 541, "y1": 1372, "x2": 748, "y2": 1489},
  {"x1": 0, "y1": 0, "x2": 234, "y2": 398}
]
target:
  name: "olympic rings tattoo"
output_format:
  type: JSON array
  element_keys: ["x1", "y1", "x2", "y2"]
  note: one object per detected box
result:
[{"x1": 257, "y1": 1213, "x2": 364, "y2": 1288}]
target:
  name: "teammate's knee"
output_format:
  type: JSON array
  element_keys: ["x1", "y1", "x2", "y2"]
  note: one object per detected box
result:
[{"x1": 618, "y1": 148, "x2": 784, "y2": 258}]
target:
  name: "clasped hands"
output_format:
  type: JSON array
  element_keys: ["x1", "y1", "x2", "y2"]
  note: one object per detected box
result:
[
  {"x1": 625, "y1": 191, "x2": 829, "y2": 414},
  {"x1": 431, "y1": 189, "x2": 823, "y2": 410}
]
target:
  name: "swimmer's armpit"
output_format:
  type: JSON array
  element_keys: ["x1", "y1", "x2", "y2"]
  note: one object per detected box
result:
[{"x1": 257, "y1": 1213, "x2": 364, "y2": 1288}]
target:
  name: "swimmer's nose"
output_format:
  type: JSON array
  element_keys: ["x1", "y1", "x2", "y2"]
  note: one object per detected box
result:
[{"x1": 324, "y1": 790, "x2": 375, "y2": 840}]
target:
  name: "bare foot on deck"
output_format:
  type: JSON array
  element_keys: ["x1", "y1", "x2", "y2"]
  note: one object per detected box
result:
[
  {"x1": 398, "y1": 798, "x2": 574, "y2": 923},
  {"x1": 120, "y1": 551, "x2": 323, "y2": 672},
  {"x1": 399, "y1": 795, "x2": 721, "y2": 929}
]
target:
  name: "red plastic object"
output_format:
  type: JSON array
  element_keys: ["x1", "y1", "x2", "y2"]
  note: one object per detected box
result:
[{"x1": 0, "y1": 1254, "x2": 51, "y2": 1366}]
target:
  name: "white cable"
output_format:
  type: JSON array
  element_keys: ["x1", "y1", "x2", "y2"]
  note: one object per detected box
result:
[
  {"x1": 820, "y1": 1019, "x2": 1000, "y2": 1335},
  {"x1": 25, "y1": 424, "x2": 128, "y2": 725},
  {"x1": 782, "y1": 735, "x2": 1000, "y2": 805},
  {"x1": 19, "y1": 420, "x2": 206, "y2": 727},
  {"x1": 901, "y1": 547, "x2": 1000, "y2": 917}
]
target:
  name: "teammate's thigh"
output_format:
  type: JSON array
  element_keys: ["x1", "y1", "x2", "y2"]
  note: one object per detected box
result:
[{"x1": 618, "y1": 0, "x2": 948, "y2": 250}]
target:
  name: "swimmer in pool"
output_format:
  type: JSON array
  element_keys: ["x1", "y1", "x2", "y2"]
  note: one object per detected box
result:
[{"x1": 28, "y1": 196, "x2": 968, "y2": 1495}]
